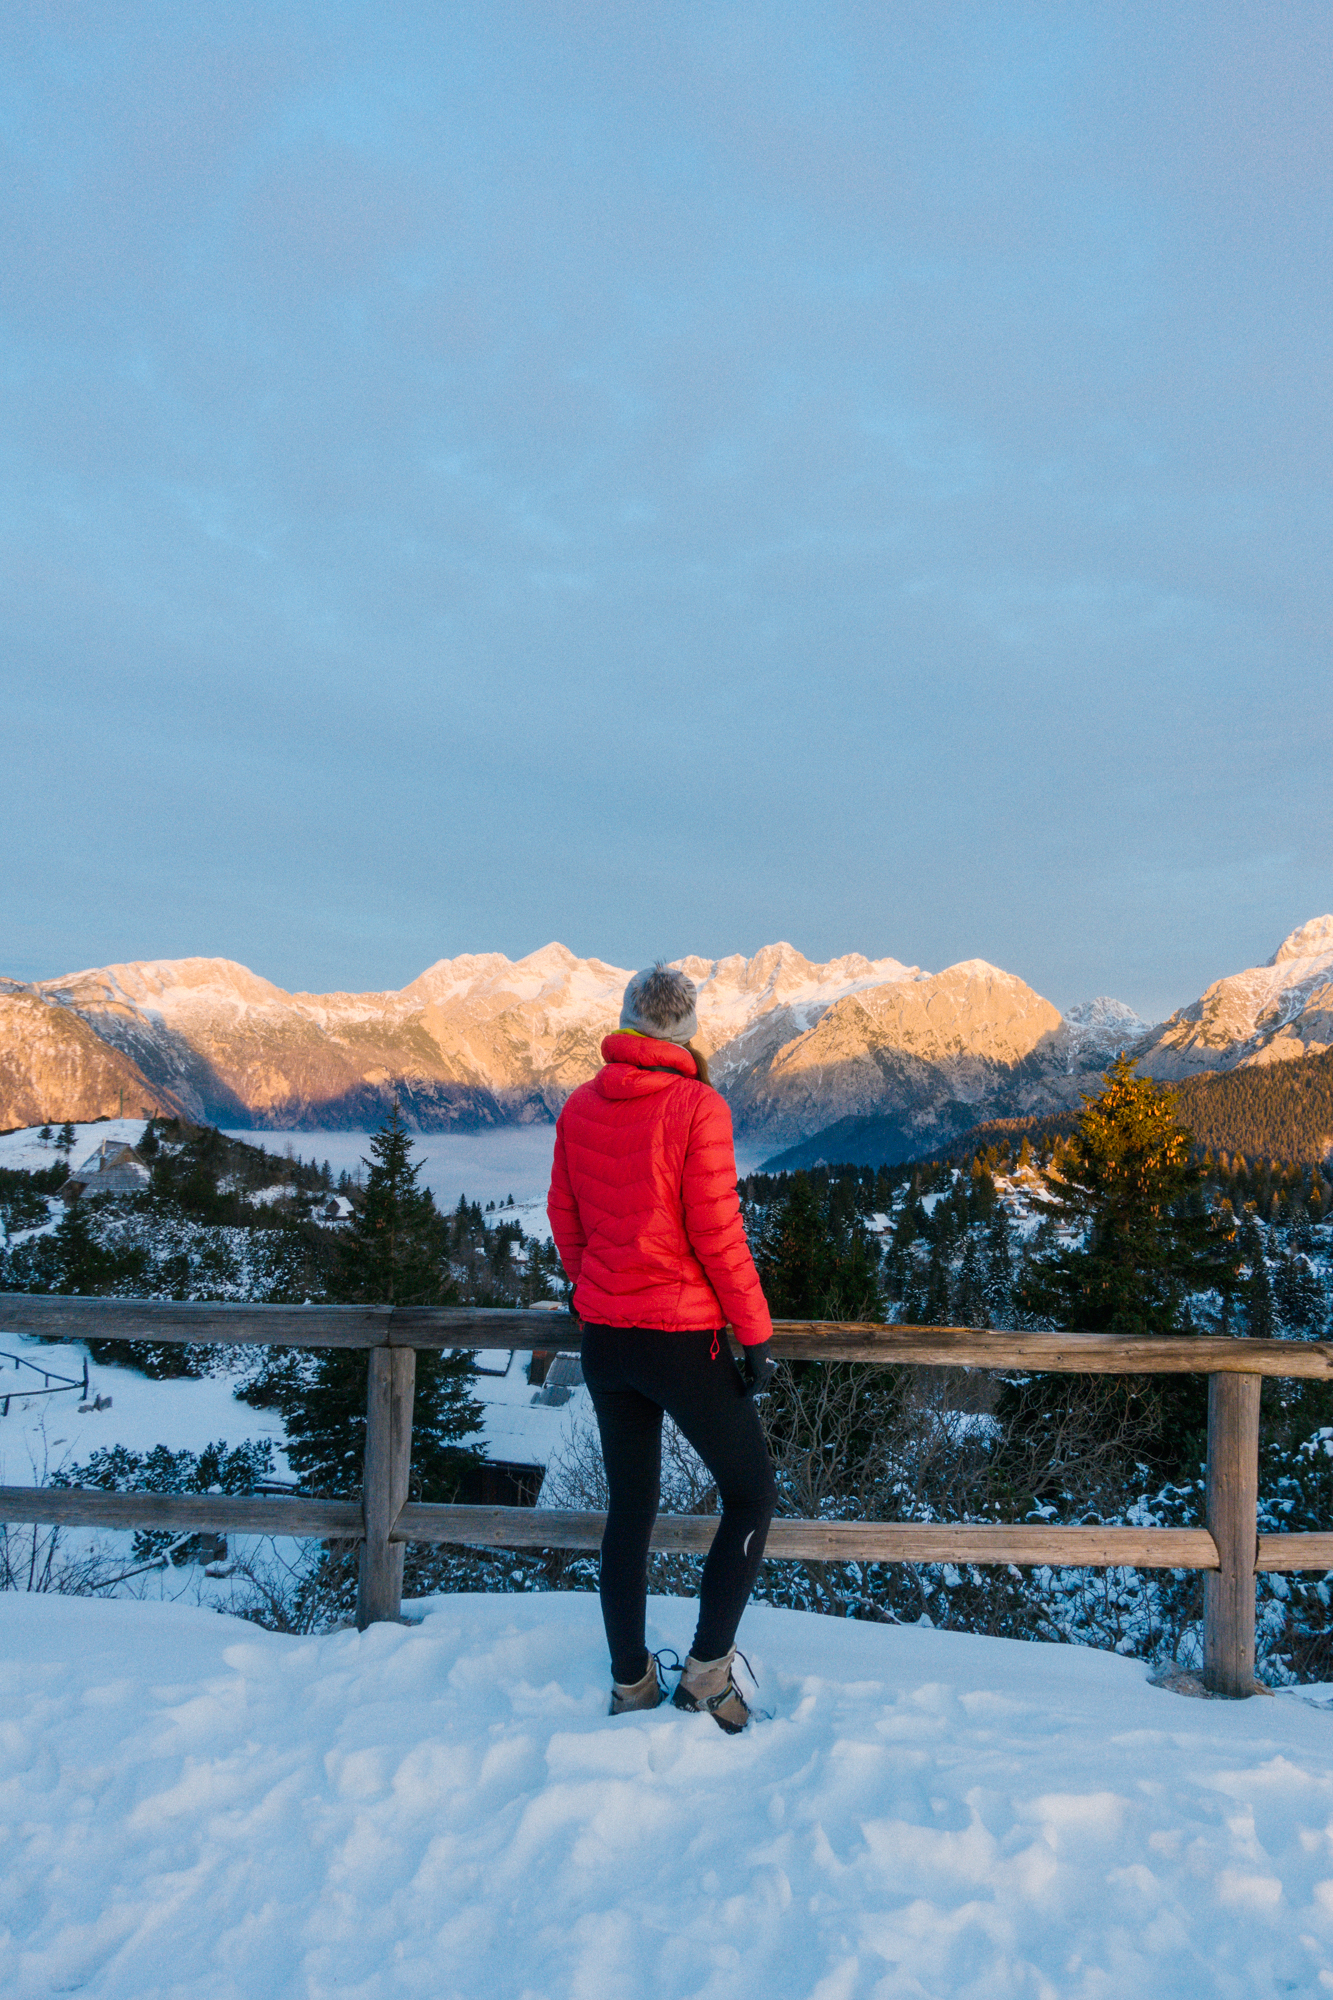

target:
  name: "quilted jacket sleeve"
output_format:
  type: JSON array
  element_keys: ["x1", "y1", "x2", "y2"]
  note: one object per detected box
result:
[
  {"x1": 546, "y1": 1116, "x2": 586, "y2": 1286},
  {"x1": 680, "y1": 1089, "x2": 773, "y2": 1346}
]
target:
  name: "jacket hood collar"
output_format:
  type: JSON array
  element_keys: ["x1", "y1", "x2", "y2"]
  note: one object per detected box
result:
[{"x1": 600, "y1": 1031, "x2": 698, "y2": 1078}]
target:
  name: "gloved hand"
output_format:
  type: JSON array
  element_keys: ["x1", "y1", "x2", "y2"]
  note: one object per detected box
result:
[{"x1": 738, "y1": 1338, "x2": 778, "y2": 1398}]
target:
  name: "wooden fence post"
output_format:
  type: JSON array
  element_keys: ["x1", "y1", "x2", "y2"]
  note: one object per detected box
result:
[
  {"x1": 357, "y1": 1346, "x2": 416, "y2": 1629},
  {"x1": 1203, "y1": 1370, "x2": 1260, "y2": 1696}
]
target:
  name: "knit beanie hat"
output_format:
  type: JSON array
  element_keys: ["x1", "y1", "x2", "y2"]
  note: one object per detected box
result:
[{"x1": 619, "y1": 962, "x2": 699, "y2": 1045}]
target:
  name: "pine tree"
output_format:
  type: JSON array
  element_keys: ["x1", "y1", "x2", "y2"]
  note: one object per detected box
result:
[
  {"x1": 898, "y1": 1255, "x2": 926, "y2": 1326},
  {"x1": 1240, "y1": 1214, "x2": 1276, "y2": 1339},
  {"x1": 923, "y1": 1237, "x2": 952, "y2": 1324},
  {"x1": 983, "y1": 1207, "x2": 1013, "y2": 1325},
  {"x1": 1008, "y1": 1055, "x2": 1236, "y2": 1484},
  {"x1": 57, "y1": 1121, "x2": 75, "y2": 1154},
  {"x1": 756, "y1": 1175, "x2": 835, "y2": 1318},
  {"x1": 45, "y1": 1198, "x2": 151, "y2": 1308},
  {"x1": 756, "y1": 1173, "x2": 883, "y2": 1321},
  {"x1": 970, "y1": 1163, "x2": 997, "y2": 1219},
  {"x1": 955, "y1": 1231, "x2": 988, "y2": 1327},
  {"x1": 881, "y1": 1239, "x2": 906, "y2": 1304},
  {"x1": 333, "y1": 1105, "x2": 445, "y2": 1306},
  {"x1": 53, "y1": 1198, "x2": 105, "y2": 1291},
  {"x1": 281, "y1": 1107, "x2": 484, "y2": 1500},
  {"x1": 1275, "y1": 1247, "x2": 1325, "y2": 1337},
  {"x1": 1023, "y1": 1054, "x2": 1233, "y2": 1339}
]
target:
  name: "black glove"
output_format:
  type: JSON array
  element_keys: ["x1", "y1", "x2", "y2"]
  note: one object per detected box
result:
[{"x1": 739, "y1": 1338, "x2": 778, "y2": 1398}]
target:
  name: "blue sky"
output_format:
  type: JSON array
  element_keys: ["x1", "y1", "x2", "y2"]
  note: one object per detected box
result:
[{"x1": 2, "y1": 1, "x2": 1329, "y2": 1018}]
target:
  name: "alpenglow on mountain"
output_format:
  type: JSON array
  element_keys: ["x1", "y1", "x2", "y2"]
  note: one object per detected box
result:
[{"x1": 1, "y1": 921, "x2": 1329, "y2": 1162}]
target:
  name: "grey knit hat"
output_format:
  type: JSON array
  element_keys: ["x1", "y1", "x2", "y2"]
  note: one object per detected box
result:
[{"x1": 619, "y1": 962, "x2": 699, "y2": 1045}]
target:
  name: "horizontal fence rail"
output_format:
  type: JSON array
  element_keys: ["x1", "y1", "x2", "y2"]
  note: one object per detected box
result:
[
  {"x1": 0, "y1": 1484, "x2": 1222, "y2": 1568},
  {"x1": 3, "y1": 1296, "x2": 1330, "y2": 1695},
  {"x1": 0, "y1": 1485, "x2": 364, "y2": 1539},
  {"x1": 3, "y1": 1295, "x2": 1332, "y2": 1375}
]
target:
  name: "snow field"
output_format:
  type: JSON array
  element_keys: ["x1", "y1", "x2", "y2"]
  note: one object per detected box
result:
[
  {"x1": 0, "y1": 1331, "x2": 585, "y2": 1503},
  {"x1": 0, "y1": 1120, "x2": 150, "y2": 1176},
  {"x1": 0, "y1": 1344, "x2": 289, "y2": 1480},
  {"x1": 4, "y1": 1594, "x2": 1333, "y2": 1998}
]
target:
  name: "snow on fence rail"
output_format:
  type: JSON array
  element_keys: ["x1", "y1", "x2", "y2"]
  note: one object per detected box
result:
[{"x1": 3, "y1": 1295, "x2": 1332, "y2": 1698}]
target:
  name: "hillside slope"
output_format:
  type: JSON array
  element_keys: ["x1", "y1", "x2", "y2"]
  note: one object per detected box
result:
[
  {"x1": 769, "y1": 919, "x2": 1333, "y2": 1168},
  {"x1": 732, "y1": 959, "x2": 1076, "y2": 1152},
  {"x1": 0, "y1": 984, "x2": 182, "y2": 1129},
  {"x1": 815, "y1": 1046, "x2": 1333, "y2": 1172}
]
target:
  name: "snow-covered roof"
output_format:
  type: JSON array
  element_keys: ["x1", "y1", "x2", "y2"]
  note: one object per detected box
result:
[
  {"x1": 65, "y1": 1141, "x2": 150, "y2": 1195},
  {"x1": 469, "y1": 1348, "x2": 588, "y2": 1470}
]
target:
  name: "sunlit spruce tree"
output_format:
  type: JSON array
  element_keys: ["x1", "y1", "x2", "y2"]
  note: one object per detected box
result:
[
  {"x1": 1022, "y1": 1055, "x2": 1235, "y2": 1339},
  {"x1": 281, "y1": 1106, "x2": 484, "y2": 1500},
  {"x1": 1004, "y1": 1055, "x2": 1239, "y2": 1487}
]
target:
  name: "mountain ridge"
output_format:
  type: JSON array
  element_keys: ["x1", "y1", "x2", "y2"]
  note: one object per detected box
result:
[
  {"x1": 4, "y1": 920, "x2": 1330, "y2": 1153},
  {"x1": 764, "y1": 918, "x2": 1333, "y2": 1168}
]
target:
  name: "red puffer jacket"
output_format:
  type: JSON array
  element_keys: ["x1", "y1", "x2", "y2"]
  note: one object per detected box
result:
[{"x1": 547, "y1": 1032, "x2": 772, "y2": 1346}]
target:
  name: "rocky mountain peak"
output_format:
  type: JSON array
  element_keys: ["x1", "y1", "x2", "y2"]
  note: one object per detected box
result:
[
  {"x1": 46, "y1": 957, "x2": 294, "y2": 1012},
  {"x1": 1063, "y1": 997, "x2": 1152, "y2": 1062},
  {"x1": 1268, "y1": 916, "x2": 1333, "y2": 967},
  {"x1": 930, "y1": 958, "x2": 1021, "y2": 986},
  {"x1": 1133, "y1": 916, "x2": 1333, "y2": 1080}
]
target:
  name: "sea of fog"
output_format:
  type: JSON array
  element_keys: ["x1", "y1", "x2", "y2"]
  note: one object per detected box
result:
[
  {"x1": 223, "y1": 1124, "x2": 561, "y2": 1229},
  {"x1": 226, "y1": 1124, "x2": 773, "y2": 1238},
  {"x1": 0, "y1": 1121, "x2": 767, "y2": 1243}
]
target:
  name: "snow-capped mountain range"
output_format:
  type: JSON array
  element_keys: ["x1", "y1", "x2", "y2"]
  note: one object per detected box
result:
[
  {"x1": 1133, "y1": 915, "x2": 1333, "y2": 1078},
  {"x1": 2, "y1": 920, "x2": 1330, "y2": 1156}
]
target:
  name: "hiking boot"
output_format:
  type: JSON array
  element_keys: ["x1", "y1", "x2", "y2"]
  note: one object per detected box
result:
[
  {"x1": 609, "y1": 1655, "x2": 668, "y2": 1716},
  {"x1": 671, "y1": 1648, "x2": 752, "y2": 1733}
]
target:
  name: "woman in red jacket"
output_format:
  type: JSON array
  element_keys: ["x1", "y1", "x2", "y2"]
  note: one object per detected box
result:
[{"x1": 547, "y1": 963, "x2": 778, "y2": 1731}]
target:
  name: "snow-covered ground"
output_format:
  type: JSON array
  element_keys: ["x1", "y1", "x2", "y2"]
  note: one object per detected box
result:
[
  {"x1": 0, "y1": 1334, "x2": 586, "y2": 1495},
  {"x1": 3, "y1": 1591, "x2": 1333, "y2": 1999},
  {"x1": 0, "y1": 1118, "x2": 148, "y2": 1175},
  {"x1": 0, "y1": 1344, "x2": 291, "y2": 1487}
]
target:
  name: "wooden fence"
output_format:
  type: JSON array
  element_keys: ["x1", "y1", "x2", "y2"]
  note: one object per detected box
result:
[{"x1": 3, "y1": 1295, "x2": 1331, "y2": 1697}]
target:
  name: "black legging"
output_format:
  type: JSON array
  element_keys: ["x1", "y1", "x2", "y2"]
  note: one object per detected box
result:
[{"x1": 580, "y1": 1324, "x2": 778, "y2": 1686}]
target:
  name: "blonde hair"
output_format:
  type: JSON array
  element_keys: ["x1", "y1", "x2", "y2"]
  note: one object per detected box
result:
[{"x1": 684, "y1": 1042, "x2": 711, "y2": 1087}]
